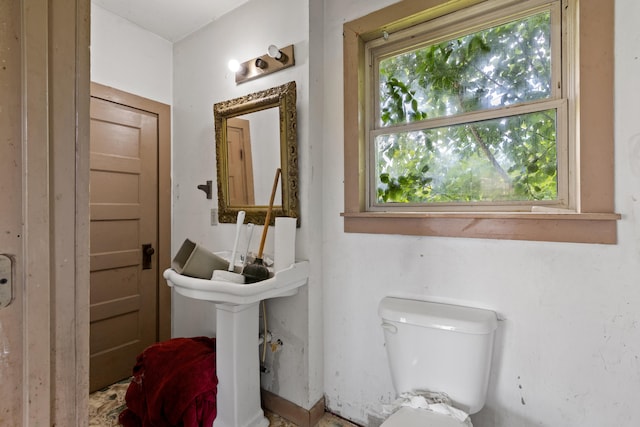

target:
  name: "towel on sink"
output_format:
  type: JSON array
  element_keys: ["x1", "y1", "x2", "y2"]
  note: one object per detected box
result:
[{"x1": 119, "y1": 336, "x2": 217, "y2": 427}]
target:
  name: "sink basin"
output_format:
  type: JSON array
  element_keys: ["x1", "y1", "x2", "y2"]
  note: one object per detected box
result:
[{"x1": 163, "y1": 260, "x2": 309, "y2": 305}]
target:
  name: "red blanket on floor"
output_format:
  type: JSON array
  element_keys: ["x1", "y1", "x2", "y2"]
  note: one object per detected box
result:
[{"x1": 119, "y1": 336, "x2": 217, "y2": 427}]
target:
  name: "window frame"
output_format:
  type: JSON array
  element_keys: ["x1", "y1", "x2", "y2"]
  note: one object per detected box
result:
[
  {"x1": 342, "y1": 0, "x2": 620, "y2": 244},
  {"x1": 366, "y1": 1, "x2": 566, "y2": 211}
]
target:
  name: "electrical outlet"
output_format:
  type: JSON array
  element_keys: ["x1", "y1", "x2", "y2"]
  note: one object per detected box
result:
[{"x1": 211, "y1": 209, "x2": 218, "y2": 226}]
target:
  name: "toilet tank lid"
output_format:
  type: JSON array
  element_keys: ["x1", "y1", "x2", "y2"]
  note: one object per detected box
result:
[{"x1": 379, "y1": 297, "x2": 498, "y2": 334}]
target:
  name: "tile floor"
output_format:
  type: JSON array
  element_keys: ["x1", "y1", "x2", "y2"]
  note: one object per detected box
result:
[
  {"x1": 88, "y1": 380, "x2": 360, "y2": 426},
  {"x1": 267, "y1": 411, "x2": 359, "y2": 427}
]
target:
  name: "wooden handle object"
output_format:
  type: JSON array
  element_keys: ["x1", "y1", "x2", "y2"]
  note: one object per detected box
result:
[{"x1": 257, "y1": 168, "x2": 281, "y2": 258}]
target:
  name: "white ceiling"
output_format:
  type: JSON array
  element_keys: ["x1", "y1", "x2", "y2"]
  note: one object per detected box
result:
[{"x1": 92, "y1": 0, "x2": 250, "y2": 42}]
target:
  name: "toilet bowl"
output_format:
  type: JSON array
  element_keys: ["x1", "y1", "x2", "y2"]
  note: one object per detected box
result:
[{"x1": 378, "y1": 297, "x2": 498, "y2": 426}]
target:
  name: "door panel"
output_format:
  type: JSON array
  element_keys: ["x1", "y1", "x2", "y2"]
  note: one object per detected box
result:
[
  {"x1": 91, "y1": 170, "x2": 141, "y2": 202},
  {"x1": 89, "y1": 97, "x2": 159, "y2": 392},
  {"x1": 90, "y1": 267, "x2": 139, "y2": 303}
]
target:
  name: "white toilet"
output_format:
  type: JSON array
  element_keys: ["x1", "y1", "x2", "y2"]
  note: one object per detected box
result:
[{"x1": 378, "y1": 297, "x2": 498, "y2": 426}]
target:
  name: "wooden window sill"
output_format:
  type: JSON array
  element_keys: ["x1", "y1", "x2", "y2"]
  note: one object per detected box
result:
[{"x1": 341, "y1": 211, "x2": 621, "y2": 244}]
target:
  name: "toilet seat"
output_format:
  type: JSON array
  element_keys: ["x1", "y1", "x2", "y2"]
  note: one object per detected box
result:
[{"x1": 381, "y1": 407, "x2": 469, "y2": 427}]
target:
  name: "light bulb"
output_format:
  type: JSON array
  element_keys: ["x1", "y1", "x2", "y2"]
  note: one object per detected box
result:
[
  {"x1": 228, "y1": 59, "x2": 241, "y2": 72},
  {"x1": 267, "y1": 45, "x2": 283, "y2": 60}
]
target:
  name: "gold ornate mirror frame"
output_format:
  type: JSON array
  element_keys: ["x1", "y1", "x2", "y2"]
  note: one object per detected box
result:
[{"x1": 214, "y1": 81, "x2": 299, "y2": 225}]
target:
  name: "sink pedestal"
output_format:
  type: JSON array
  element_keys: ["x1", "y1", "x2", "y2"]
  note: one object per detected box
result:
[
  {"x1": 215, "y1": 302, "x2": 269, "y2": 427},
  {"x1": 163, "y1": 261, "x2": 309, "y2": 427}
]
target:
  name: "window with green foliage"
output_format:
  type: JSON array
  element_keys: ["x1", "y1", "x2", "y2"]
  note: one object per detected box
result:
[
  {"x1": 343, "y1": 0, "x2": 618, "y2": 243},
  {"x1": 366, "y1": 2, "x2": 565, "y2": 210}
]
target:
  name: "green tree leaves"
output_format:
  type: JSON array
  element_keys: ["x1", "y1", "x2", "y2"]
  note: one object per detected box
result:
[{"x1": 375, "y1": 10, "x2": 558, "y2": 204}]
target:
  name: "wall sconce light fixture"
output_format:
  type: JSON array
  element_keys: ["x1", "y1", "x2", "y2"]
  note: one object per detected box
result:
[{"x1": 233, "y1": 44, "x2": 295, "y2": 84}]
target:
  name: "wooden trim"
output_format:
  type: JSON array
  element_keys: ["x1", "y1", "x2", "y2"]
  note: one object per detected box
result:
[
  {"x1": 343, "y1": 24, "x2": 365, "y2": 212},
  {"x1": 23, "y1": 0, "x2": 53, "y2": 422},
  {"x1": 261, "y1": 389, "x2": 325, "y2": 427},
  {"x1": 344, "y1": 214, "x2": 618, "y2": 244},
  {"x1": 75, "y1": 1, "x2": 91, "y2": 420},
  {"x1": 342, "y1": 0, "x2": 618, "y2": 244},
  {"x1": 90, "y1": 82, "x2": 172, "y2": 341},
  {"x1": 342, "y1": 211, "x2": 620, "y2": 220},
  {"x1": 578, "y1": 0, "x2": 614, "y2": 213},
  {"x1": 343, "y1": 0, "x2": 486, "y2": 41},
  {"x1": 73, "y1": 2, "x2": 91, "y2": 423},
  {"x1": 309, "y1": 396, "x2": 326, "y2": 426},
  {"x1": 1, "y1": 0, "x2": 24, "y2": 423},
  {"x1": 51, "y1": 0, "x2": 91, "y2": 423},
  {"x1": 156, "y1": 96, "x2": 172, "y2": 342}
]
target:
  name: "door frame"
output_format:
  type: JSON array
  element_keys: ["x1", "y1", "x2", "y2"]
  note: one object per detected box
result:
[
  {"x1": 90, "y1": 82, "x2": 172, "y2": 342},
  {"x1": 18, "y1": 0, "x2": 91, "y2": 424},
  {"x1": 17, "y1": 0, "x2": 169, "y2": 423}
]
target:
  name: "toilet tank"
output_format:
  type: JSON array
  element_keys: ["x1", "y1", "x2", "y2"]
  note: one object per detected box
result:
[{"x1": 379, "y1": 297, "x2": 498, "y2": 414}]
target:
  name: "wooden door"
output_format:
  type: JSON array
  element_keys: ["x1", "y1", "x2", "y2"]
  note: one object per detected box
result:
[
  {"x1": 89, "y1": 97, "x2": 159, "y2": 391},
  {"x1": 227, "y1": 117, "x2": 255, "y2": 205}
]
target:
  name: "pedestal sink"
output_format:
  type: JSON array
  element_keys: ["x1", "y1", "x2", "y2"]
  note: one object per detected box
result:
[{"x1": 163, "y1": 261, "x2": 309, "y2": 427}]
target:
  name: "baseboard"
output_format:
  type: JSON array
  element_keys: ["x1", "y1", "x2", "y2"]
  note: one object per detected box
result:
[{"x1": 261, "y1": 388, "x2": 325, "y2": 427}]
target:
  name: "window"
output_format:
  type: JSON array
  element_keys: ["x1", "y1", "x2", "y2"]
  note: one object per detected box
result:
[
  {"x1": 343, "y1": 0, "x2": 619, "y2": 243},
  {"x1": 370, "y1": 4, "x2": 562, "y2": 209}
]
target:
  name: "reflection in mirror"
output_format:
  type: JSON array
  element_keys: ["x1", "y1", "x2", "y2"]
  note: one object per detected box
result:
[
  {"x1": 226, "y1": 109, "x2": 281, "y2": 206},
  {"x1": 215, "y1": 81, "x2": 298, "y2": 225}
]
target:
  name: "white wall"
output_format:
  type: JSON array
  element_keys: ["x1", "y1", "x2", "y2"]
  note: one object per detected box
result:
[
  {"x1": 321, "y1": 0, "x2": 640, "y2": 426},
  {"x1": 91, "y1": 3, "x2": 173, "y2": 104},
  {"x1": 171, "y1": 0, "x2": 324, "y2": 410}
]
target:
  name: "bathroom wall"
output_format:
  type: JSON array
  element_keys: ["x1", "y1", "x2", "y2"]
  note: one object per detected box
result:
[
  {"x1": 320, "y1": 0, "x2": 640, "y2": 426},
  {"x1": 171, "y1": 0, "x2": 324, "y2": 410},
  {"x1": 91, "y1": 3, "x2": 173, "y2": 104}
]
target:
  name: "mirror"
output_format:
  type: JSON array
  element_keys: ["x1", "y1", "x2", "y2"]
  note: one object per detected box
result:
[{"x1": 214, "y1": 81, "x2": 299, "y2": 225}]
